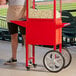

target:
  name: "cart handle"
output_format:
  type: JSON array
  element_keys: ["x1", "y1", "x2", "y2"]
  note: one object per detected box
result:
[
  {"x1": 56, "y1": 23, "x2": 71, "y2": 29},
  {"x1": 63, "y1": 23, "x2": 70, "y2": 27}
]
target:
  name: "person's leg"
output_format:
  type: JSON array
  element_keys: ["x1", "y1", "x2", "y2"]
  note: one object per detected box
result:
[
  {"x1": 4, "y1": 23, "x2": 18, "y2": 65},
  {"x1": 11, "y1": 33, "x2": 18, "y2": 59}
]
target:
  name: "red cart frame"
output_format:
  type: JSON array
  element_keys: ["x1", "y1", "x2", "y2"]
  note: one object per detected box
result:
[{"x1": 11, "y1": 0, "x2": 70, "y2": 69}]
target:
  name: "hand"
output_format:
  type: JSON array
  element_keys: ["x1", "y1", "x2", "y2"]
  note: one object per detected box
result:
[{"x1": 0, "y1": 0, "x2": 6, "y2": 5}]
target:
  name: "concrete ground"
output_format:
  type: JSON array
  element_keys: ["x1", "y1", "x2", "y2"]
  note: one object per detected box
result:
[{"x1": 0, "y1": 40, "x2": 76, "y2": 76}]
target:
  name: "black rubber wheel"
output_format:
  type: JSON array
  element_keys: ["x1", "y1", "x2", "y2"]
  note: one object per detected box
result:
[
  {"x1": 60, "y1": 48, "x2": 72, "y2": 68},
  {"x1": 43, "y1": 50, "x2": 65, "y2": 72}
]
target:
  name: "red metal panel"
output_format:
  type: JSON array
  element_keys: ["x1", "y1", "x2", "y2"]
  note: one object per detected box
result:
[
  {"x1": 26, "y1": 18, "x2": 62, "y2": 45},
  {"x1": 11, "y1": 21, "x2": 27, "y2": 28},
  {"x1": 56, "y1": 28, "x2": 62, "y2": 44}
]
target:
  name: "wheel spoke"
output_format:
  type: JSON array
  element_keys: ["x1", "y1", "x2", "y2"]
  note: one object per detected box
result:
[
  {"x1": 55, "y1": 57, "x2": 62, "y2": 62},
  {"x1": 52, "y1": 53, "x2": 55, "y2": 60},
  {"x1": 46, "y1": 56, "x2": 52, "y2": 61},
  {"x1": 54, "y1": 59, "x2": 60, "y2": 67},
  {"x1": 52, "y1": 64, "x2": 56, "y2": 71}
]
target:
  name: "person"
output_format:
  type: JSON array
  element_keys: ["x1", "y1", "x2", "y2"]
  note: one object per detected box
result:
[{"x1": 0, "y1": 0, "x2": 32, "y2": 65}]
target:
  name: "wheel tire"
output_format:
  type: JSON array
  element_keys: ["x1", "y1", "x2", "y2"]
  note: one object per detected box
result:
[
  {"x1": 61, "y1": 48, "x2": 72, "y2": 68},
  {"x1": 43, "y1": 50, "x2": 65, "y2": 72}
]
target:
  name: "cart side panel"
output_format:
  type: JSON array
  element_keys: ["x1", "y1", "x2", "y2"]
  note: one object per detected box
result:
[
  {"x1": 26, "y1": 19, "x2": 54, "y2": 45},
  {"x1": 56, "y1": 18, "x2": 62, "y2": 44},
  {"x1": 26, "y1": 19, "x2": 61, "y2": 45},
  {"x1": 56, "y1": 28, "x2": 62, "y2": 44}
]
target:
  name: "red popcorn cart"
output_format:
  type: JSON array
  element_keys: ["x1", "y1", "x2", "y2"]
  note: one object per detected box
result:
[{"x1": 11, "y1": 0, "x2": 71, "y2": 72}]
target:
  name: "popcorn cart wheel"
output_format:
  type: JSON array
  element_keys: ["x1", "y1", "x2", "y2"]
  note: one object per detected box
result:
[
  {"x1": 43, "y1": 50, "x2": 65, "y2": 72},
  {"x1": 58, "y1": 47, "x2": 72, "y2": 68}
]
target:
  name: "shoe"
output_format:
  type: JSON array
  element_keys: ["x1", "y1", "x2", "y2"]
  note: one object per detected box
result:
[{"x1": 4, "y1": 58, "x2": 17, "y2": 65}]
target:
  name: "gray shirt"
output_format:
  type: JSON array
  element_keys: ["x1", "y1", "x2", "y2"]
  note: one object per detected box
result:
[{"x1": 8, "y1": 0, "x2": 26, "y2": 6}]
